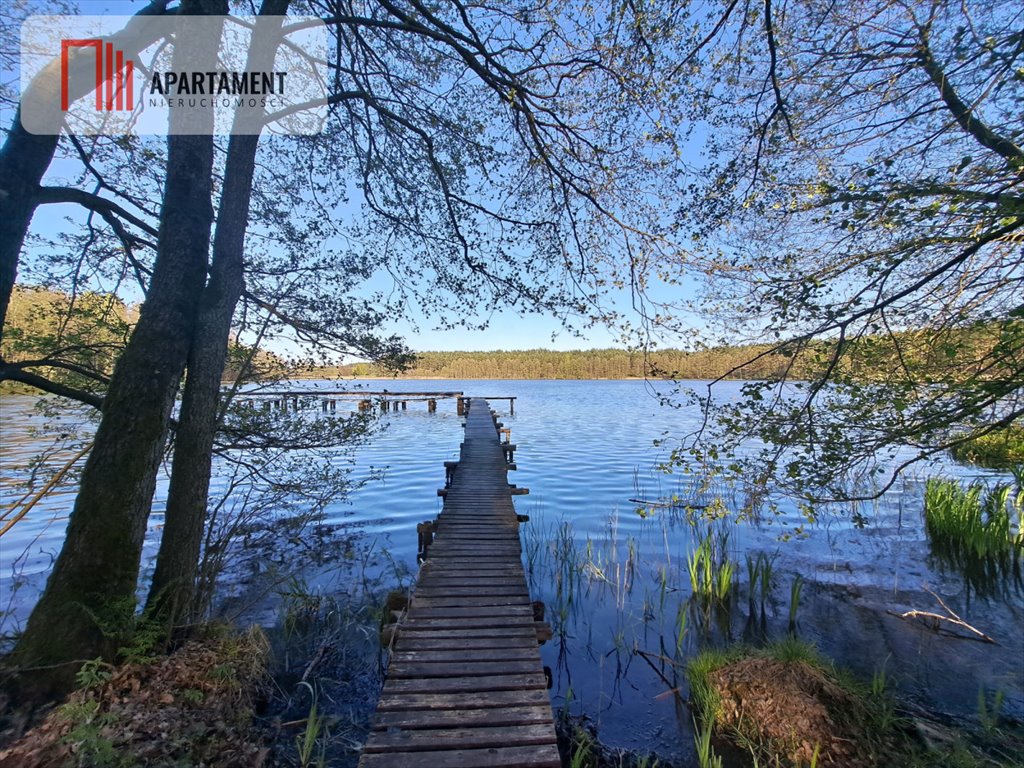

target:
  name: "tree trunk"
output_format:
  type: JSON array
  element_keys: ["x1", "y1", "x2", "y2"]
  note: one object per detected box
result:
[
  {"x1": 8, "y1": 0, "x2": 224, "y2": 703},
  {"x1": 145, "y1": 136, "x2": 258, "y2": 625},
  {"x1": 0, "y1": 124, "x2": 58, "y2": 347},
  {"x1": 146, "y1": 0, "x2": 289, "y2": 629}
]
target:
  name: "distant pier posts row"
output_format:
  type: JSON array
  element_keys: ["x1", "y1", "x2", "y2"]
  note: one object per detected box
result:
[{"x1": 235, "y1": 390, "x2": 515, "y2": 416}]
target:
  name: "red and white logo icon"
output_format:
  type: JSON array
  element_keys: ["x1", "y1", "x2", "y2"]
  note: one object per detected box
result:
[{"x1": 61, "y1": 39, "x2": 134, "y2": 112}]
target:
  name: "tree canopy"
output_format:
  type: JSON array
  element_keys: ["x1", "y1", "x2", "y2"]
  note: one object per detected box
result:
[{"x1": 655, "y1": 0, "x2": 1024, "y2": 502}]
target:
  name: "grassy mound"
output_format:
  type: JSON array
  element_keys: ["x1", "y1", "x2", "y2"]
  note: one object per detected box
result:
[
  {"x1": 0, "y1": 626, "x2": 269, "y2": 768},
  {"x1": 688, "y1": 639, "x2": 891, "y2": 767}
]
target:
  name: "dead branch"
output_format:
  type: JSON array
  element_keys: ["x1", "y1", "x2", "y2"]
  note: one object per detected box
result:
[{"x1": 887, "y1": 587, "x2": 997, "y2": 644}]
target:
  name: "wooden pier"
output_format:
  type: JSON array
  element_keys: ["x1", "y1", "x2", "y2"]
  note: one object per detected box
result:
[
  {"x1": 239, "y1": 390, "x2": 516, "y2": 416},
  {"x1": 358, "y1": 398, "x2": 558, "y2": 768}
]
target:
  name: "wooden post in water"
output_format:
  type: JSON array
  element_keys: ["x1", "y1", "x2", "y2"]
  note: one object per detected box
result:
[
  {"x1": 427, "y1": 399, "x2": 436, "y2": 413},
  {"x1": 456, "y1": 397, "x2": 465, "y2": 416}
]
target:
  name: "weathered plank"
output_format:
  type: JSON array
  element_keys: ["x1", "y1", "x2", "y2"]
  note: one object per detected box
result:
[
  {"x1": 362, "y1": 724, "x2": 557, "y2": 752},
  {"x1": 375, "y1": 688, "x2": 552, "y2": 711},
  {"x1": 359, "y1": 744, "x2": 561, "y2": 768},
  {"x1": 387, "y1": 660, "x2": 543, "y2": 678},
  {"x1": 373, "y1": 705, "x2": 554, "y2": 730},
  {"x1": 397, "y1": 635, "x2": 539, "y2": 651}
]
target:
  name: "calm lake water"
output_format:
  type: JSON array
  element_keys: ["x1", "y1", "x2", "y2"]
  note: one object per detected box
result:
[{"x1": 2, "y1": 379, "x2": 1022, "y2": 763}]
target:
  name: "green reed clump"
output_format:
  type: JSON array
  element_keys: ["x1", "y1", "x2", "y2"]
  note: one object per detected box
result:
[
  {"x1": 745, "y1": 551, "x2": 777, "y2": 610},
  {"x1": 924, "y1": 478, "x2": 1023, "y2": 598},
  {"x1": 787, "y1": 574, "x2": 804, "y2": 634},
  {"x1": 924, "y1": 478, "x2": 1023, "y2": 556},
  {"x1": 686, "y1": 527, "x2": 736, "y2": 607}
]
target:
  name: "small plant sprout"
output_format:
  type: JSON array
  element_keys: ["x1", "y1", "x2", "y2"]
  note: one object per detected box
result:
[
  {"x1": 978, "y1": 686, "x2": 1006, "y2": 735},
  {"x1": 788, "y1": 574, "x2": 804, "y2": 634},
  {"x1": 694, "y1": 715, "x2": 723, "y2": 768},
  {"x1": 295, "y1": 681, "x2": 327, "y2": 768}
]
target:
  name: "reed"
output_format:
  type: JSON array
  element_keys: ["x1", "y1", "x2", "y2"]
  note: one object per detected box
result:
[
  {"x1": 787, "y1": 574, "x2": 804, "y2": 634},
  {"x1": 686, "y1": 526, "x2": 736, "y2": 608},
  {"x1": 745, "y1": 551, "x2": 777, "y2": 610},
  {"x1": 924, "y1": 478, "x2": 1022, "y2": 555},
  {"x1": 977, "y1": 687, "x2": 1006, "y2": 735},
  {"x1": 295, "y1": 681, "x2": 326, "y2": 768},
  {"x1": 694, "y1": 715, "x2": 723, "y2": 768}
]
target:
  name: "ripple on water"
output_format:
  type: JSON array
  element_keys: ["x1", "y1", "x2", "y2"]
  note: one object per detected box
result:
[{"x1": 2, "y1": 380, "x2": 1022, "y2": 750}]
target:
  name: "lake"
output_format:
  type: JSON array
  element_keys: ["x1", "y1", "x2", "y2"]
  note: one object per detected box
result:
[{"x1": 2, "y1": 379, "x2": 1022, "y2": 763}]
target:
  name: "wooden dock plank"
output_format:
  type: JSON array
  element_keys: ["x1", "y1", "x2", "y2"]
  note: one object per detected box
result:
[
  {"x1": 387, "y1": 660, "x2": 542, "y2": 678},
  {"x1": 373, "y1": 705, "x2": 554, "y2": 730},
  {"x1": 362, "y1": 724, "x2": 557, "y2": 752},
  {"x1": 375, "y1": 689, "x2": 552, "y2": 711},
  {"x1": 359, "y1": 744, "x2": 561, "y2": 768}
]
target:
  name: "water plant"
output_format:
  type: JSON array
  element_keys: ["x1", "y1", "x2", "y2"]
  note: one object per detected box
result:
[
  {"x1": 869, "y1": 657, "x2": 897, "y2": 732},
  {"x1": 977, "y1": 686, "x2": 1006, "y2": 735},
  {"x1": 295, "y1": 681, "x2": 327, "y2": 768},
  {"x1": 694, "y1": 715, "x2": 723, "y2": 768},
  {"x1": 949, "y1": 426, "x2": 1024, "y2": 469},
  {"x1": 924, "y1": 479, "x2": 1022, "y2": 554},
  {"x1": 788, "y1": 574, "x2": 804, "y2": 634},
  {"x1": 686, "y1": 526, "x2": 736, "y2": 608},
  {"x1": 674, "y1": 602, "x2": 688, "y2": 656},
  {"x1": 924, "y1": 477, "x2": 1023, "y2": 597},
  {"x1": 568, "y1": 725, "x2": 595, "y2": 768},
  {"x1": 745, "y1": 551, "x2": 777, "y2": 611}
]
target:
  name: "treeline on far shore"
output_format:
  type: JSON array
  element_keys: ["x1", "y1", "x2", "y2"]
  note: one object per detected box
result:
[{"x1": 317, "y1": 346, "x2": 808, "y2": 381}]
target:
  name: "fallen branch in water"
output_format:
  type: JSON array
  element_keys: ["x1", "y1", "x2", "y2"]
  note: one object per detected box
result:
[
  {"x1": 629, "y1": 498, "x2": 708, "y2": 510},
  {"x1": 887, "y1": 588, "x2": 997, "y2": 644}
]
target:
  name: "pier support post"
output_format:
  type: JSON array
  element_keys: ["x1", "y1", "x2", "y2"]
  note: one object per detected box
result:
[{"x1": 428, "y1": 399, "x2": 437, "y2": 413}]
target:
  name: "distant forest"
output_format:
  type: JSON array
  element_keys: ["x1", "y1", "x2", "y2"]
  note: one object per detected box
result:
[
  {"x1": 321, "y1": 346, "x2": 809, "y2": 380},
  {"x1": 6, "y1": 286, "x2": 1007, "y2": 386}
]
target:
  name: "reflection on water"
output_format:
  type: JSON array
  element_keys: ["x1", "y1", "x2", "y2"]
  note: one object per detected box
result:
[{"x1": 2, "y1": 380, "x2": 1023, "y2": 763}]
